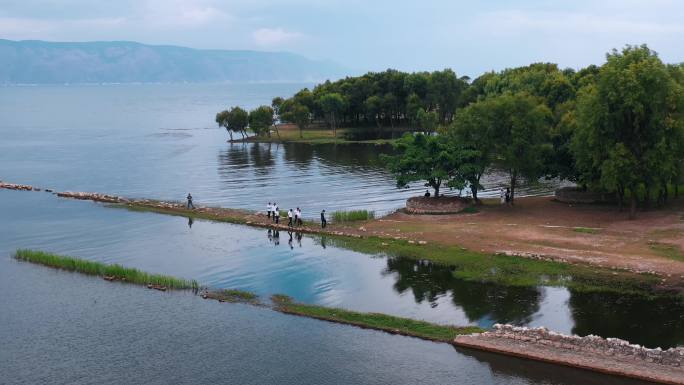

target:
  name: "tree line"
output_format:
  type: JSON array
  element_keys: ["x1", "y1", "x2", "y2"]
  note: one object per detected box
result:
[
  {"x1": 216, "y1": 45, "x2": 684, "y2": 219},
  {"x1": 381, "y1": 45, "x2": 684, "y2": 219}
]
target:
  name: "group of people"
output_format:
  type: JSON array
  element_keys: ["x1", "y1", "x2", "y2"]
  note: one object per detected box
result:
[
  {"x1": 185, "y1": 194, "x2": 328, "y2": 228},
  {"x1": 499, "y1": 188, "x2": 512, "y2": 205},
  {"x1": 267, "y1": 202, "x2": 327, "y2": 228}
]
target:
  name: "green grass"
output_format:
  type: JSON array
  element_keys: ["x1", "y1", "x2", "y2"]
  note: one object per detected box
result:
[
  {"x1": 650, "y1": 242, "x2": 684, "y2": 262},
  {"x1": 573, "y1": 227, "x2": 600, "y2": 234},
  {"x1": 14, "y1": 249, "x2": 197, "y2": 290},
  {"x1": 204, "y1": 289, "x2": 259, "y2": 303},
  {"x1": 271, "y1": 295, "x2": 483, "y2": 342},
  {"x1": 321, "y1": 236, "x2": 666, "y2": 297},
  {"x1": 332, "y1": 210, "x2": 375, "y2": 222}
]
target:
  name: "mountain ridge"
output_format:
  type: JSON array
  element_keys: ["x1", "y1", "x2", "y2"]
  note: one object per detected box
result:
[{"x1": 0, "y1": 39, "x2": 347, "y2": 84}]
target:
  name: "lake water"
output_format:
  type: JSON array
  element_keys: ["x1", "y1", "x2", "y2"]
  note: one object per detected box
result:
[
  {"x1": 0, "y1": 84, "x2": 678, "y2": 384},
  {"x1": 1, "y1": 84, "x2": 560, "y2": 217},
  {"x1": 0, "y1": 255, "x2": 653, "y2": 385}
]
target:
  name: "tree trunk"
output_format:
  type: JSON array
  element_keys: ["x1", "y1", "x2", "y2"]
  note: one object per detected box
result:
[
  {"x1": 228, "y1": 131, "x2": 233, "y2": 141},
  {"x1": 274, "y1": 124, "x2": 281, "y2": 140},
  {"x1": 300, "y1": 126, "x2": 303, "y2": 139},
  {"x1": 510, "y1": 170, "x2": 517, "y2": 205},
  {"x1": 617, "y1": 187, "x2": 624, "y2": 212}
]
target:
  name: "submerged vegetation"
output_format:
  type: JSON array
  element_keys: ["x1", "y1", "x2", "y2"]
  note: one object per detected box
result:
[
  {"x1": 271, "y1": 295, "x2": 483, "y2": 342},
  {"x1": 203, "y1": 289, "x2": 259, "y2": 303},
  {"x1": 14, "y1": 249, "x2": 197, "y2": 290},
  {"x1": 332, "y1": 209, "x2": 375, "y2": 222}
]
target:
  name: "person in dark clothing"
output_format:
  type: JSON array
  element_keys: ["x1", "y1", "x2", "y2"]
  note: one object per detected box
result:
[
  {"x1": 186, "y1": 193, "x2": 194, "y2": 209},
  {"x1": 505, "y1": 188, "x2": 511, "y2": 205},
  {"x1": 320, "y1": 209, "x2": 327, "y2": 228},
  {"x1": 424, "y1": 190, "x2": 431, "y2": 197}
]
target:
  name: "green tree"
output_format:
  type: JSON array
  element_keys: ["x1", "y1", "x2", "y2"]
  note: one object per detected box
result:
[
  {"x1": 271, "y1": 97, "x2": 284, "y2": 140},
  {"x1": 218, "y1": 106, "x2": 249, "y2": 140},
  {"x1": 488, "y1": 93, "x2": 552, "y2": 203},
  {"x1": 318, "y1": 93, "x2": 346, "y2": 137},
  {"x1": 282, "y1": 104, "x2": 311, "y2": 138},
  {"x1": 249, "y1": 105, "x2": 274, "y2": 137},
  {"x1": 447, "y1": 102, "x2": 497, "y2": 203},
  {"x1": 364, "y1": 95, "x2": 383, "y2": 128},
  {"x1": 573, "y1": 45, "x2": 684, "y2": 218},
  {"x1": 417, "y1": 109, "x2": 438, "y2": 133},
  {"x1": 215, "y1": 110, "x2": 232, "y2": 140},
  {"x1": 382, "y1": 133, "x2": 462, "y2": 197}
]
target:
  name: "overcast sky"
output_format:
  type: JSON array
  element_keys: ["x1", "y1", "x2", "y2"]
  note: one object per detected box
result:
[{"x1": 1, "y1": 0, "x2": 683, "y2": 77}]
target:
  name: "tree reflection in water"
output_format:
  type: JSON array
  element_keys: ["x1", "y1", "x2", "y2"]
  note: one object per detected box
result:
[{"x1": 383, "y1": 257, "x2": 541, "y2": 327}]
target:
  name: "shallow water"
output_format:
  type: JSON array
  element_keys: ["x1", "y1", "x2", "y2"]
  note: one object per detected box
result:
[
  {"x1": 2, "y1": 189, "x2": 682, "y2": 349},
  {"x1": 0, "y1": 84, "x2": 560, "y2": 217},
  {"x1": 0, "y1": 257, "x2": 654, "y2": 385}
]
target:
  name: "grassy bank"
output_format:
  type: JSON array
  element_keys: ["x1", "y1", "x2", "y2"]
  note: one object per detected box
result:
[
  {"x1": 271, "y1": 294, "x2": 483, "y2": 342},
  {"x1": 321, "y1": 236, "x2": 668, "y2": 297},
  {"x1": 240, "y1": 127, "x2": 395, "y2": 145},
  {"x1": 103, "y1": 198, "x2": 677, "y2": 296},
  {"x1": 14, "y1": 249, "x2": 197, "y2": 290},
  {"x1": 332, "y1": 209, "x2": 375, "y2": 222}
]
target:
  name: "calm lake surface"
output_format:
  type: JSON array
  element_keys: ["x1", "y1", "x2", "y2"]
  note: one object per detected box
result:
[
  {"x1": 0, "y1": 84, "x2": 678, "y2": 383},
  {"x1": 1, "y1": 84, "x2": 559, "y2": 216}
]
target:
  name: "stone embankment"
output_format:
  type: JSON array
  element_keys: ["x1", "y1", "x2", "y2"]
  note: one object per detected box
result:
[
  {"x1": 0, "y1": 181, "x2": 34, "y2": 191},
  {"x1": 454, "y1": 324, "x2": 684, "y2": 384},
  {"x1": 0, "y1": 183, "x2": 366, "y2": 239}
]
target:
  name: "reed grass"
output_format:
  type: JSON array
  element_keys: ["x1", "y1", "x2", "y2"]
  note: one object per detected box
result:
[
  {"x1": 332, "y1": 210, "x2": 375, "y2": 222},
  {"x1": 271, "y1": 295, "x2": 483, "y2": 342},
  {"x1": 14, "y1": 249, "x2": 197, "y2": 290}
]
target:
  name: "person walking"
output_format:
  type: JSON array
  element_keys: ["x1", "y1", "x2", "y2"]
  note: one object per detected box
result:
[
  {"x1": 320, "y1": 209, "x2": 327, "y2": 228},
  {"x1": 267, "y1": 202, "x2": 272, "y2": 219},
  {"x1": 295, "y1": 207, "x2": 302, "y2": 226},
  {"x1": 287, "y1": 209, "x2": 294, "y2": 227},
  {"x1": 186, "y1": 193, "x2": 194, "y2": 209},
  {"x1": 505, "y1": 188, "x2": 511, "y2": 206},
  {"x1": 500, "y1": 188, "x2": 505, "y2": 205},
  {"x1": 274, "y1": 203, "x2": 280, "y2": 224}
]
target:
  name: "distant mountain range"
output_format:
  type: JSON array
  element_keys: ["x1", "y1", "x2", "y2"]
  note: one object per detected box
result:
[{"x1": 0, "y1": 39, "x2": 347, "y2": 84}]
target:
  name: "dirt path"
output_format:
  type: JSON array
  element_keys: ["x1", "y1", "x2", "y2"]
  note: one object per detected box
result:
[{"x1": 359, "y1": 197, "x2": 684, "y2": 278}]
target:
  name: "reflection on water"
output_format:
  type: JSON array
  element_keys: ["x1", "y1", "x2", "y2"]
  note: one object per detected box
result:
[
  {"x1": 2, "y1": 189, "x2": 682, "y2": 349},
  {"x1": 384, "y1": 257, "x2": 541, "y2": 328},
  {"x1": 1, "y1": 256, "x2": 653, "y2": 385}
]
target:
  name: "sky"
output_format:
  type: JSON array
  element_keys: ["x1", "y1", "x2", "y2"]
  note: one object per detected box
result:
[{"x1": 1, "y1": 0, "x2": 683, "y2": 77}]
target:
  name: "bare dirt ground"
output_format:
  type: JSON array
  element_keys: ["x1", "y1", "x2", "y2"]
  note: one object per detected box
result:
[{"x1": 361, "y1": 197, "x2": 684, "y2": 278}]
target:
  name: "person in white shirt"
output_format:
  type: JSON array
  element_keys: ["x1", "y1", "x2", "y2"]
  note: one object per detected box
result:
[
  {"x1": 287, "y1": 209, "x2": 294, "y2": 227},
  {"x1": 500, "y1": 188, "x2": 505, "y2": 205},
  {"x1": 267, "y1": 202, "x2": 272, "y2": 218},
  {"x1": 274, "y1": 204, "x2": 280, "y2": 224},
  {"x1": 295, "y1": 207, "x2": 301, "y2": 226}
]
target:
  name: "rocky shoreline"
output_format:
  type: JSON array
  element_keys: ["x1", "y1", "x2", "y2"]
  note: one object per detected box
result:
[{"x1": 454, "y1": 324, "x2": 684, "y2": 384}]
